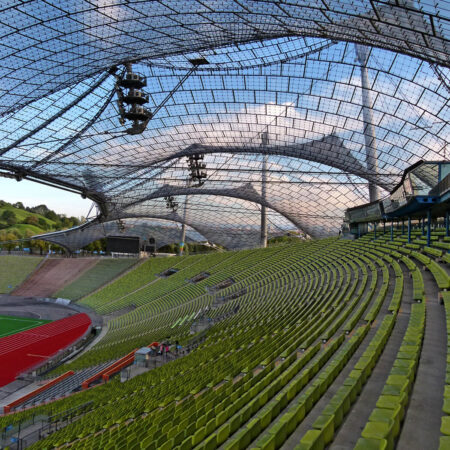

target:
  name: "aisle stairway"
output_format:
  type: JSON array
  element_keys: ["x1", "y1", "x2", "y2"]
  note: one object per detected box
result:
[
  {"x1": 0, "y1": 234, "x2": 448, "y2": 450},
  {"x1": 12, "y1": 258, "x2": 98, "y2": 298}
]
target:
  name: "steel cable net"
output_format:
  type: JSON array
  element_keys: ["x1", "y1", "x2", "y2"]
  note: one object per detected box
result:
[
  {"x1": 0, "y1": 1, "x2": 449, "y2": 247},
  {"x1": 36, "y1": 200, "x2": 296, "y2": 251},
  {"x1": 34, "y1": 218, "x2": 207, "y2": 252}
]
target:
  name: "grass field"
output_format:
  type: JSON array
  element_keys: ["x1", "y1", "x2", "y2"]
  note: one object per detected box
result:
[
  {"x1": 0, "y1": 314, "x2": 50, "y2": 338},
  {"x1": 0, "y1": 255, "x2": 43, "y2": 293}
]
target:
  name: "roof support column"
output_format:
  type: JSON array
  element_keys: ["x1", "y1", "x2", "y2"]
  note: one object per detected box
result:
[
  {"x1": 446, "y1": 211, "x2": 449, "y2": 237},
  {"x1": 356, "y1": 45, "x2": 379, "y2": 203},
  {"x1": 180, "y1": 196, "x2": 189, "y2": 255},
  {"x1": 260, "y1": 132, "x2": 268, "y2": 248},
  {"x1": 408, "y1": 216, "x2": 411, "y2": 243},
  {"x1": 427, "y1": 209, "x2": 432, "y2": 247},
  {"x1": 391, "y1": 221, "x2": 394, "y2": 241}
]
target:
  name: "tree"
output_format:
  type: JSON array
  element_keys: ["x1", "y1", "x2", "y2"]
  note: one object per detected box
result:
[
  {"x1": 61, "y1": 216, "x2": 72, "y2": 228},
  {"x1": 38, "y1": 217, "x2": 48, "y2": 230},
  {"x1": 69, "y1": 216, "x2": 81, "y2": 227},
  {"x1": 2, "y1": 232, "x2": 18, "y2": 253},
  {"x1": 34, "y1": 239, "x2": 49, "y2": 255},
  {"x1": 24, "y1": 229, "x2": 35, "y2": 254},
  {"x1": 1, "y1": 210, "x2": 17, "y2": 226},
  {"x1": 24, "y1": 215, "x2": 39, "y2": 226},
  {"x1": 44, "y1": 210, "x2": 58, "y2": 222}
]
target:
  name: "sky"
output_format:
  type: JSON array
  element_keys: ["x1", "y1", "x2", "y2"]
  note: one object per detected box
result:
[{"x1": 0, "y1": 177, "x2": 92, "y2": 218}]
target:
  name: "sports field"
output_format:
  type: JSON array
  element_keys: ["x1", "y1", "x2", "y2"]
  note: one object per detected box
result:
[{"x1": 0, "y1": 314, "x2": 50, "y2": 338}]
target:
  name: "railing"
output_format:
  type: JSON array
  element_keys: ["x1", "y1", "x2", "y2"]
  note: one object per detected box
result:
[
  {"x1": 39, "y1": 401, "x2": 94, "y2": 437},
  {"x1": 430, "y1": 172, "x2": 450, "y2": 197},
  {"x1": 102, "y1": 354, "x2": 135, "y2": 382},
  {"x1": 214, "y1": 288, "x2": 247, "y2": 304},
  {"x1": 4, "y1": 371, "x2": 74, "y2": 414},
  {"x1": 1, "y1": 414, "x2": 47, "y2": 445},
  {"x1": 346, "y1": 200, "x2": 384, "y2": 222},
  {"x1": 81, "y1": 350, "x2": 136, "y2": 389}
]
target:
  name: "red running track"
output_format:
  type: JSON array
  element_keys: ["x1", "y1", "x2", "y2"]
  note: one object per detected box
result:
[{"x1": 0, "y1": 313, "x2": 91, "y2": 387}]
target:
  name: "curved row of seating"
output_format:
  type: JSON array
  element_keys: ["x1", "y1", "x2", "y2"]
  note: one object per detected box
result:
[
  {"x1": 0, "y1": 231, "x2": 448, "y2": 450},
  {"x1": 58, "y1": 242, "x2": 333, "y2": 370},
  {"x1": 55, "y1": 259, "x2": 138, "y2": 301},
  {"x1": 78, "y1": 257, "x2": 185, "y2": 311},
  {"x1": 441, "y1": 291, "x2": 450, "y2": 447},
  {"x1": 14, "y1": 239, "x2": 392, "y2": 447}
]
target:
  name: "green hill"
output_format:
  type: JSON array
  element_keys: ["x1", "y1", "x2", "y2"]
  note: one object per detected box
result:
[
  {"x1": 6, "y1": 224, "x2": 50, "y2": 236},
  {"x1": 0, "y1": 203, "x2": 55, "y2": 230},
  {"x1": 0, "y1": 200, "x2": 82, "y2": 251}
]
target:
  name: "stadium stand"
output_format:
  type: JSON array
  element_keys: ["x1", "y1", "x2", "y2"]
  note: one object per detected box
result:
[
  {"x1": 55, "y1": 259, "x2": 138, "y2": 301},
  {"x1": 0, "y1": 2, "x2": 448, "y2": 448},
  {"x1": 0, "y1": 314, "x2": 91, "y2": 387},
  {"x1": 8, "y1": 363, "x2": 113, "y2": 412},
  {"x1": 12, "y1": 258, "x2": 98, "y2": 298},
  {"x1": 0, "y1": 255, "x2": 43, "y2": 294},
  {"x1": 78, "y1": 257, "x2": 182, "y2": 312},
  {"x1": 3, "y1": 371, "x2": 75, "y2": 413},
  {"x1": 0, "y1": 230, "x2": 448, "y2": 449}
]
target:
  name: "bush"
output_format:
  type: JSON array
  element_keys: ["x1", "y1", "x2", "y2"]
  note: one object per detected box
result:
[{"x1": 1, "y1": 210, "x2": 17, "y2": 226}]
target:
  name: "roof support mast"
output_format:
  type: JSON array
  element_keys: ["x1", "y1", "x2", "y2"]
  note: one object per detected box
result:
[
  {"x1": 356, "y1": 44, "x2": 379, "y2": 203},
  {"x1": 180, "y1": 196, "x2": 189, "y2": 256},
  {"x1": 260, "y1": 132, "x2": 269, "y2": 248}
]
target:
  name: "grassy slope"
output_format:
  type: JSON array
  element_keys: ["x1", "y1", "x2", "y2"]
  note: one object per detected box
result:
[
  {"x1": 6, "y1": 224, "x2": 45, "y2": 235},
  {"x1": 0, "y1": 204, "x2": 56, "y2": 236},
  {"x1": 0, "y1": 255, "x2": 43, "y2": 293}
]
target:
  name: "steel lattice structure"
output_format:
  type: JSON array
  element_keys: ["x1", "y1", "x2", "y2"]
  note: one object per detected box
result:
[
  {"x1": 0, "y1": 1, "x2": 448, "y2": 249},
  {"x1": 33, "y1": 218, "x2": 206, "y2": 253}
]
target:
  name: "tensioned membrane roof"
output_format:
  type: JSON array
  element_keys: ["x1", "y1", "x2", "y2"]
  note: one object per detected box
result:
[
  {"x1": 0, "y1": 1, "x2": 449, "y2": 249},
  {"x1": 33, "y1": 218, "x2": 206, "y2": 252}
]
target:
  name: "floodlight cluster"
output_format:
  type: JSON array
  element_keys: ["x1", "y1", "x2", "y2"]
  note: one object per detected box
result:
[{"x1": 0, "y1": 1, "x2": 448, "y2": 249}]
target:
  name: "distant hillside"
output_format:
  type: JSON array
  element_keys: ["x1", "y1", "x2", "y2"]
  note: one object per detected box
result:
[
  {"x1": 0, "y1": 203, "x2": 56, "y2": 230},
  {"x1": 0, "y1": 200, "x2": 82, "y2": 253}
]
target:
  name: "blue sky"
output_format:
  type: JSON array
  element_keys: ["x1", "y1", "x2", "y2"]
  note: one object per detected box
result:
[{"x1": 0, "y1": 177, "x2": 91, "y2": 218}]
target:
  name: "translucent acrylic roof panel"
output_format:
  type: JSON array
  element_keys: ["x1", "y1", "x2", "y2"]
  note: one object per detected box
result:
[
  {"x1": 0, "y1": 1, "x2": 449, "y2": 243},
  {"x1": 35, "y1": 202, "x2": 297, "y2": 251},
  {"x1": 0, "y1": 1, "x2": 448, "y2": 116},
  {"x1": 34, "y1": 218, "x2": 206, "y2": 252}
]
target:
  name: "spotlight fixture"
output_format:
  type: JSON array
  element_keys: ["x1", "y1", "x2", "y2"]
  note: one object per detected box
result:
[
  {"x1": 113, "y1": 58, "x2": 209, "y2": 136},
  {"x1": 117, "y1": 219, "x2": 126, "y2": 232},
  {"x1": 164, "y1": 196, "x2": 178, "y2": 212},
  {"x1": 115, "y1": 63, "x2": 152, "y2": 135},
  {"x1": 187, "y1": 154, "x2": 207, "y2": 187}
]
